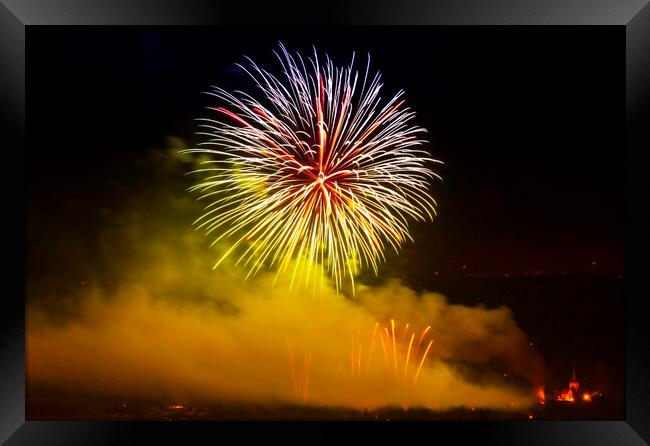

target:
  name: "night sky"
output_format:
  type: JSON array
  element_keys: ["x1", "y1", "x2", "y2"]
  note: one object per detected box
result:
[{"x1": 28, "y1": 26, "x2": 624, "y2": 278}]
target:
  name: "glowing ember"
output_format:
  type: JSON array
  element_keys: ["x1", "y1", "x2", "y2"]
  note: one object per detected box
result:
[{"x1": 557, "y1": 389, "x2": 575, "y2": 402}]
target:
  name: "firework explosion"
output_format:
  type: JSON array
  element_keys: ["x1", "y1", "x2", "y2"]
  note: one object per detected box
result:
[{"x1": 185, "y1": 44, "x2": 442, "y2": 291}]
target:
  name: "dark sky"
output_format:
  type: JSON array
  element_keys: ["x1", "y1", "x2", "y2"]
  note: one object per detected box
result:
[{"x1": 27, "y1": 26, "x2": 624, "y2": 277}]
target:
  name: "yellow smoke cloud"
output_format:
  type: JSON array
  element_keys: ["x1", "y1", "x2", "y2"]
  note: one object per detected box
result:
[{"x1": 26, "y1": 137, "x2": 543, "y2": 415}]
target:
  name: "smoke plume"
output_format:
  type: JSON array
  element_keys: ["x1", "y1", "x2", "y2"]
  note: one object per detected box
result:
[{"x1": 27, "y1": 138, "x2": 544, "y2": 414}]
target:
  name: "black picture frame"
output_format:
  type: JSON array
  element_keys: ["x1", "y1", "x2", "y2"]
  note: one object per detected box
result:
[{"x1": 1, "y1": 1, "x2": 648, "y2": 444}]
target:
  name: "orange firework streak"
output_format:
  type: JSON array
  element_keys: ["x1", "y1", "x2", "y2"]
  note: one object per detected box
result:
[
  {"x1": 353, "y1": 320, "x2": 435, "y2": 384},
  {"x1": 413, "y1": 339, "x2": 434, "y2": 384},
  {"x1": 379, "y1": 329, "x2": 390, "y2": 373},
  {"x1": 350, "y1": 329, "x2": 365, "y2": 378},
  {"x1": 416, "y1": 325, "x2": 431, "y2": 351},
  {"x1": 349, "y1": 332, "x2": 356, "y2": 377},
  {"x1": 286, "y1": 340, "x2": 311, "y2": 401},
  {"x1": 403, "y1": 333, "x2": 415, "y2": 380},
  {"x1": 365, "y1": 322, "x2": 379, "y2": 374},
  {"x1": 357, "y1": 344, "x2": 362, "y2": 377},
  {"x1": 401, "y1": 323, "x2": 410, "y2": 340},
  {"x1": 391, "y1": 319, "x2": 397, "y2": 375}
]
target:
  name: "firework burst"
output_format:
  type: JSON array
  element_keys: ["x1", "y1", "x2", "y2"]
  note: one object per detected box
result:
[{"x1": 185, "y1": 43, "x2": 442, "y2": 291}]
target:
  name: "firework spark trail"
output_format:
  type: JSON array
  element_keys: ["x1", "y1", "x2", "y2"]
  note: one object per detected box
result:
[
  {"x1": 379, "y1": 329, "x2": 390, "y2": 373},
  {"x1": 357, "y1": 344, "x2": 362, "y2": 377},
  {"x1": 352, "y1": 319, "x2": 434, "y2": 384},
  {"x1": 287, "y1": 340, "x2": 311, "y2": 401},
  {"x1": 365, "y1": 322, "x2": 379, "y2": 374},
  {"x1": 413, "y1": 339, "x2": 435, "y2": 385},
  {"x1": 350, "y1": 328, "x2": 367, "y2": 378},
  {"x1": 391, "y1": 319, "x2": 397, "y2": 375},
  {"x1": 350, "y1": 332, "x2": 356, "y2": 377},
  {"x1": 404, "y1": 333, "x2": 415, "y2": 380},
  {"x1": 401, "y1": 322, "x2": 410, "y2": 340},
  {"x1": 185, "y1": 43, "x2": 442, "y2": 291},
  {"x1": 417, "y1": 325, "x2": 431, "y2": 352}
]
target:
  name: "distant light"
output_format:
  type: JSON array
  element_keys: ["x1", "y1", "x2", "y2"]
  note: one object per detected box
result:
[
  {"x1": 434, "y1": 271, "x2": 439, "y2": 276},
  {"x1": 529, "y1": 342, "x2": 533, "y2": 347},
  {"x1": 462, "y1": 264, "x2": 467, "y2": 270},
  {"x1": 591, "y1": 261, "x2": 597, "y2": 266},
  {"x1": 528, "y1": 414, "x2": 534, "y2": 420},
  {"x1": 583, "y1": 393, "x2": 592, "y2": 402}
]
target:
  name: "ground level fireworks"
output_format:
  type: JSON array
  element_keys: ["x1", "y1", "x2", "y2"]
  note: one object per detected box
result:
[{"x1": 27, "y1": 382, "x2": 622, "y2": 421}]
